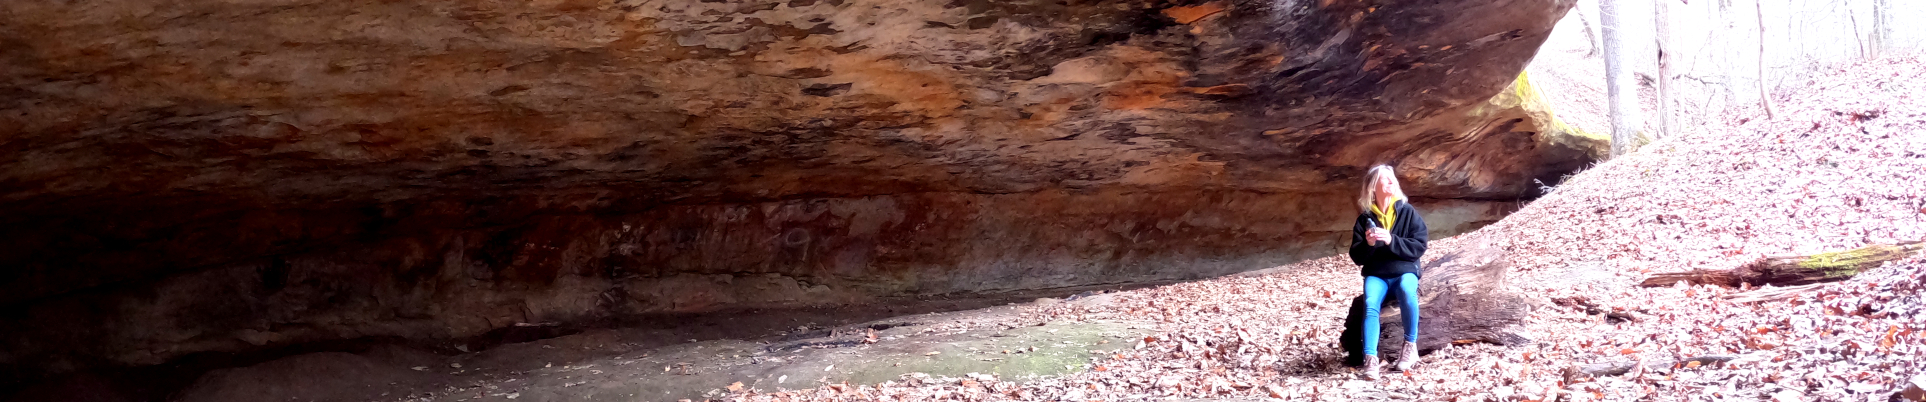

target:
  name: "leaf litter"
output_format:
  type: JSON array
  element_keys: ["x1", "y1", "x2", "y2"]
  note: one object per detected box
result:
[{"x1": 720, "y1": 57, "x2": 1926, "y2": 402}]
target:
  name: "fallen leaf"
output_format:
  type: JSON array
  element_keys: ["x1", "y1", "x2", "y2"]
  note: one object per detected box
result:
[
  {"x1": 1772, "y1": 389, "x2": 1805, "y2": 402},
  {"x1": 1845, "y1": 382, "x2": 1882, "y2": 393},
  {"x1": 1265, "y1": 384, "x2": 1287, "y2": 398}
]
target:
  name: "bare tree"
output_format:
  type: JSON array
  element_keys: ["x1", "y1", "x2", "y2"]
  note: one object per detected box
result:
[
  {"x1": 1601, "y1": 0, "x2": 1643, "y2": 156},
  {"x1": 1756, "y1": 0, "x2": 1774, "y2": 120},
  {"x1": 1655, "y1": 0, "x2": 1673, "y2": 139},
  {"x1": 1579, "y1": 5, "x2": 1602, "y2": 57},
  {"x1": 1872, "y1": 0, "x2": 1889, "y2": 59},
  {"x1": 1851, "y1": 10, "x2": 1868, "y2": 59}
]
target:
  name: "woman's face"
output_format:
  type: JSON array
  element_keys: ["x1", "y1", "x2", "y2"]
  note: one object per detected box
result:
[{"x1": 1374, "y1": 173, "x2": 1395, "y2": 196}]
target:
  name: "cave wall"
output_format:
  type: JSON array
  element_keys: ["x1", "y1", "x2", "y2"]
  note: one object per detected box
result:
[
  {"x1": 1, "y1": 190, "x2": 1514, "y2": 375},
  {"x1": 0, "y1": 0, "x2": 1592, "y2": 382}
]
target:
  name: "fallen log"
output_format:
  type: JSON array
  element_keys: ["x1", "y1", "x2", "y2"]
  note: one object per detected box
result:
[
  {"x1": 1639, "y1": 241, "x2": 1923, "y2": 287},
  {"x1": 1550, "y1": 296, "x2": 1643, "y2": 324},
  {"x1": 1723, "y1": 283, "x2": 1827, "y2": 304},
  {"x1": 1574, "y1": 355, "x2": 1741, "y2": 377},
  {"x1": 1563, "y1": 355, "x2": 1753, "y2": 385},
  {"x1": 1341, "y1": 239, "x2": 1534, "y2": 366}
]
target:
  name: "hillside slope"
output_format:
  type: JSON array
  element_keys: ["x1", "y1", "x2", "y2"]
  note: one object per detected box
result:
[{"x1": 712, "y1": 57, "x2": 1926, "y2": 401}]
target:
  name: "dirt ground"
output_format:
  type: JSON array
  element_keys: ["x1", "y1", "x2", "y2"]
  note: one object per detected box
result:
[{"x1": 159, "y1": 299, "x2": 1153, "y2": 402}]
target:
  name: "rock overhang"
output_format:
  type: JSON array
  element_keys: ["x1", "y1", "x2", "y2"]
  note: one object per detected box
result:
[{"x1": 0, "y1": 0, "x2": 1598, "y2": 384}]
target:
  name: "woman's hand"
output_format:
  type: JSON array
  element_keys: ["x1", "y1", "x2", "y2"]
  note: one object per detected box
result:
[{"x1": 1368, "y1": 228, "x2": 1393, "y2": 245}]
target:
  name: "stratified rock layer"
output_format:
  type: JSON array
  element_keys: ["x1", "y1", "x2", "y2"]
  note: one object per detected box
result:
[{"x1": 0, "y1": 0, "x2": 1594, "y2": 382}]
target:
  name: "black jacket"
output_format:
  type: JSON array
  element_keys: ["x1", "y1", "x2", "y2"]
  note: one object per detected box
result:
[{"x1": 1348, "y1": 199, "x2": 1428, "y2": 279}]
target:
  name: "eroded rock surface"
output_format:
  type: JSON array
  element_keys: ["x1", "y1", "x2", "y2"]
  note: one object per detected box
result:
[{"x1": 0, "y1": 0, "x2": 1595, "y2": 384}]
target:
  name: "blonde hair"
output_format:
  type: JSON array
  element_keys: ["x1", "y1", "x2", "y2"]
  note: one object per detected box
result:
[{"x1": 1356, "y1": 165, "x2": 1407, "y2": 213}]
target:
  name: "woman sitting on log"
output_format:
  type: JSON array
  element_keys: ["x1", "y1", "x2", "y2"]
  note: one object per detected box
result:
[{"x1": 1348, "y1": 165, "x2": 1429, "y2": 379}]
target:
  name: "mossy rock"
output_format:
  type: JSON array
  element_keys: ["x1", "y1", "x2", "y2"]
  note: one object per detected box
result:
[{"x1": 1504, "y1": 72, "x2": 1609, "y2": 159}]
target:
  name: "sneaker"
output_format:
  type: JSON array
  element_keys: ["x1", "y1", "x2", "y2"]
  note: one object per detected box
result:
[
  {"x1": 1397, "y1": 342, "x2": 1419, "y2": 371},
  {"x1": 1363, "y1": 355, "x2": 1382, "y2": 380}
]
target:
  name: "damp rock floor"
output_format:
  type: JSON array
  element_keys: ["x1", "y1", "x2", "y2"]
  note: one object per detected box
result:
[{"x1": 171, "y1": 294, "x2": 1155, "y2": 402}]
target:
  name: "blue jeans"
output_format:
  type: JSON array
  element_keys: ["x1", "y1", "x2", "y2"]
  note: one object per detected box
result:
[{"x1": 1363, "y1": 273, "x2": 1420, "y2": 356}]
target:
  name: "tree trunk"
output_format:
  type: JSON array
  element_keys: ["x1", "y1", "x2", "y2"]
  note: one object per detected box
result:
[
  {"x1": 1639, "y1": 242, "x2": 1925, "y2": 287},
  {"x1": 1851, "y1": 12, "x2": 1868, "y2": 60},
  {"x1": 1341, "y1": 240, "x2": 1532, "y2": 366},
  {"x1": 1873, "y1": 0, "x2": 1890, "y2": 60},
  {"x1": 1756, "y1": 0, "x2": 1774, "y2": 120},
  {"x1": 1655, "y1": 0, "x2": 1672, "y2": 140},
  {"x1": 1601, "y1": 0, "x2": 1643, "y2": 156},
  {"x1": 1578, "y1": 5, "x2": 1601, "y2": 58}
]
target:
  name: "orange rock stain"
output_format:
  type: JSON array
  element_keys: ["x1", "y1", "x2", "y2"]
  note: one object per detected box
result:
[{"x1": 1163, "y1": 2, "x2": 1228, "y2": 24}]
